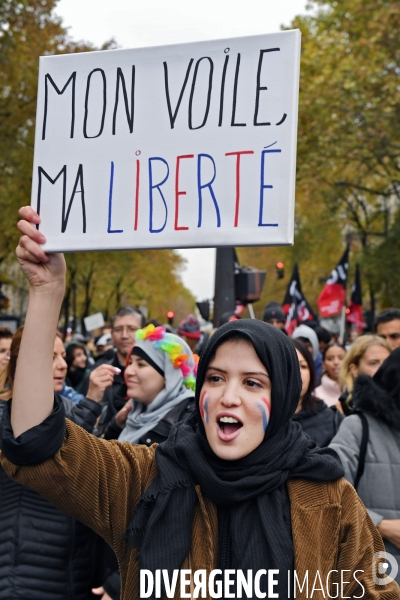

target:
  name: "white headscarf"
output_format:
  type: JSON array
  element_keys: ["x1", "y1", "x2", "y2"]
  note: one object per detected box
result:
[
  {"x1": 118, "y1": 329, "x2": 196, "y2": 444},
  {"x1": 292, "y1": 324, "x2": 319, "y2": 361}
]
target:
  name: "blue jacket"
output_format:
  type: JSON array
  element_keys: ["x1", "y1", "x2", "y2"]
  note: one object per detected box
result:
[{"x1": 61, "y1": 381, "x2": 84, "y2": 404}]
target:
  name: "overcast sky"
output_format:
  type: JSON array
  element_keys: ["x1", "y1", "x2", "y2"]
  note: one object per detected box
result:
[{"x1": 55, "y1": 0, "x2": 310, "y2": 300}]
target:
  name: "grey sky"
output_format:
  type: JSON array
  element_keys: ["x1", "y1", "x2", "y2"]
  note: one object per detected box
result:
[{"x1": 55, "y1": 0, "x2": 311, "y2": 300}]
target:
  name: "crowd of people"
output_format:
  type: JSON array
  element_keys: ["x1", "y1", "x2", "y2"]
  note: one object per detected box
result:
[{"x1": 0, "y1": 207, "x2": 399, "y2": 599}]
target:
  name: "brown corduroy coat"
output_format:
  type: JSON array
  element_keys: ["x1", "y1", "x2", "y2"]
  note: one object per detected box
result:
[{"x1": 1, "y1": 419, "x2": 399, "y2": 600}]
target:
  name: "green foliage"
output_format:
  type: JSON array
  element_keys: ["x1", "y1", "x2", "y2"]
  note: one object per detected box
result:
[
  {"x1": 240, "y1": 0, "x2": 400, "y2": 315},
  {"x1": 0, "y1": 0, "x2": 194, "y2": 324},
  {"x1": 284, "y1": 0, "x2": 399, "y2": 312}
]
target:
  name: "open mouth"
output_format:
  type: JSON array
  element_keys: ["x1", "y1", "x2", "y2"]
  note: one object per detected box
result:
[{"x1": 217, "y1": 415, "x2": 243, "y2": 441}]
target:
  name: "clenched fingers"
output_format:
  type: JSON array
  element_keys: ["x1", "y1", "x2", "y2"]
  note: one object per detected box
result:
[
  {"x1": 18, "y1": 218, "x2": 46, "y2": 245},
  {"x1": 18, "y1": 234, "x2": 49, "y2": 263}
]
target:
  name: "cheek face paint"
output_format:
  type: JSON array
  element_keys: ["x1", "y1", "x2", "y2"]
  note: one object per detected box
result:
[
  {"x1": 256, "y1": 403, "x2": 268, "y2": 432},
  {"x1": 256, "y1": 396, "x2": 271, "y2": 433},
  {"x1": 199, "y1": 390, "x2": 210, "y2": 423},
  {"x1": 203, "y1": 395, "x2": 210, "y2": 424},
  {"x1": 260, "y1": 396, "x2": 271, "y2": 419}
]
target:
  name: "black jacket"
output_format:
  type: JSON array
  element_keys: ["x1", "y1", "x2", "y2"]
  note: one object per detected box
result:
[
  {"x1": 97, "y1": 384, "x2": 195, "y2": 445},
  {"x1": 0, "y1": 396, "x2": 103, "y2": 600},
  {"x1": 292, "y1": 400, "x2": 343, "y2": 448}
]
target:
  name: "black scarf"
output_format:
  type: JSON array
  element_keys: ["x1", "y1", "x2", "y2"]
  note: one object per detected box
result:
[
  {"x1": 125, "y1": 320, "x2": 344, "y2": 598},
  {"x1": 352, "y1": 347, "x2": 400, "y2": 430}
]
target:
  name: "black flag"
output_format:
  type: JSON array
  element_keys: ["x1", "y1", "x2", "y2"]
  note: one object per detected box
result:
[{"x1": 282, "y1": 264, "x2": 318, "y2": 335}]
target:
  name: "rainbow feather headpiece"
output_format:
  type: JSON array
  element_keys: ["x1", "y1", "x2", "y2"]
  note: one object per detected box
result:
[{"x1": 135, "y1": 324, "x2": 198, "y2": 391}]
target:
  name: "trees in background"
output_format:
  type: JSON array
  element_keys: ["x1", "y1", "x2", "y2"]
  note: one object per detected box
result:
[
  {"x1": 242, "y1": 0, "x2": 400, "y2": 317},
  {"x1": 0, "y1": 0, "x2": 194, "y2": 325},
  {"x1": 63, "y1": 251, "x2": 193, "y2": 331}
]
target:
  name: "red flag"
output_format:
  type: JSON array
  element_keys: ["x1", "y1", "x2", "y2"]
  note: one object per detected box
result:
[
  {"x1": 347, "y1": 263, "x2": 365, "y2": 331},
  {"x1": 317, "y1": 247, "x2": 349, "y2": 318},
  {"x1": 282, "y1": 264, "x2": 318, "y2": 335}
]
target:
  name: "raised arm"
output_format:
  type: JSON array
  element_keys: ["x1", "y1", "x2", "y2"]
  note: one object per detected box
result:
[
  {"x1": 2, "y1": 207, "x2": 158, "y2": 552},
  {"x1": 12, "y1": 206, "x2": 66, "y2": 437}
]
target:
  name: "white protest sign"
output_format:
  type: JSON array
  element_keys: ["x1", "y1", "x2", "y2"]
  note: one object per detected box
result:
[
  {"x1": 83, "y1": 312, "x2": 105, "y2": 332},
  {"x1": 32, "y1": 30, "x2": 301, "y2": 252}
]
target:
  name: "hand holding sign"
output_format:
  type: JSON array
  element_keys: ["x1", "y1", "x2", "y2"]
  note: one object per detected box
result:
[{"x1": 16, "y1": 206, "x2": 66, "y2": 294}]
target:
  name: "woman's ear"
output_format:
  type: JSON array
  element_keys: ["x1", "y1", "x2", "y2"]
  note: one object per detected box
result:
[{"x1": 348, "y1": 362, "x2": 358, "y2": 380}]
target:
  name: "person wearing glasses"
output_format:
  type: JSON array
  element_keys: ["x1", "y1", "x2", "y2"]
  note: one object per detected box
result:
[
  {"x1": 375, "y1": 308, "x2": 400, "y2": 350},
  {"x1": 79, "y1": 306, "x2": 144, "y2": 410}
]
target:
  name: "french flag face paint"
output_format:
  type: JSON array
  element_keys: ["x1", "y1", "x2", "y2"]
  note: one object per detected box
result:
[
  {"x1": 255, "y1": 396, "x2": 271, "y2": 433},
  {"x1": 200, "y1": 390, "x2": 210, "y2": 424}
]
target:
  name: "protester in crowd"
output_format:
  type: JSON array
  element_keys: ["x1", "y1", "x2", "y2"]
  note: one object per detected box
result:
[
  {"x1": 330, "y1": 348, "x2": 400, "y2": 582},
  {"x1": 0, "y1": 325, "x2": 105, "y2": 600},
  {"x1": 177, "y1": 313, "x2": 209, "y2": 354},
  {"x1": 95, "y1": 332, "x2": 113, "y2": 357},
  {"x1": 262, "y1": 301, "x2": 286, "y2": 331},
  {"x1": 65, "y1": 340, "x2": 91, "y2": 394},
  {"x1": 98, "y1": 306, "x2": 144, "y2": 367},
  {"x1": 98, "y1": 325, "x2": 196, "y2": 445},
  {"x1": 315, "y1": 326, "x2": 332, "y2": 354},
  {"x1": 0, "y1": 326, "x2": 13, "y2": 400},
  {"x1": 375, "y1": 308, "x2": 400, "y2": 350},
  {"x1": 71, "y1": 332, "x2": 96, "y2": 365},
  {"x1": 291, "y1": 323, "x2": 322, "y2": 381},
  {"x1": 80, "y1": 306, "x2": 144, "y2": 408},
  {"x1": 1, "y1": 206, "x2": 397, "y2": 600},
  {"x1": 314, "y1": 342, "x2": 346, "y2": 407},
  {"x1": 338, "y1": 334, "x2": 391, "y2": 415},
  {"x1": 291, "y1": 323, "x2": 320, "y2": 361},
  {"x1": 42, "y1": 328, "x2": 85, "y2": 404},
  {"x1": 93, "y1": 325, "x2": 111, "y2": 349},
  {"x1": 291, "y1": 339, "x2": 343, "y2": 447}
]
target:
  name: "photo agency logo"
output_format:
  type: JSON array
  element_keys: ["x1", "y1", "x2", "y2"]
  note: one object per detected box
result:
[{"x1": 372, "y1": 552, "x2": 398, "y2": 585}]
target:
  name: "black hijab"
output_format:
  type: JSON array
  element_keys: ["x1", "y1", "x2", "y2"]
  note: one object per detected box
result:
[{"x1": 125, "y1": 320, "x2": 344, "y2": 597}]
